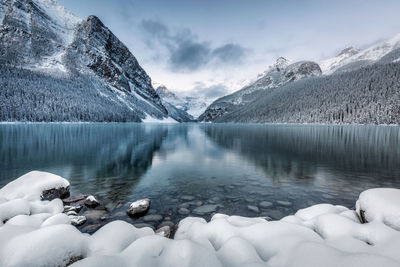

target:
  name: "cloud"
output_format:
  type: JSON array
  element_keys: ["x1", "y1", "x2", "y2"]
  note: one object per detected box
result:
[
  {"x1": 140, "y1": 19, "x2": 247, "y2": 72},
  {"x1": 191, "y1": 82, "x2": 230, "y2": 99},
  {"x1": 212, "y1": 44, "x2": 246, "y2": 64}
]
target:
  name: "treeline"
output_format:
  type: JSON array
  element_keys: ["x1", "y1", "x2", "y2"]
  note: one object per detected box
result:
[
  {"x1": 0, "y1": 66, "x2": 143, "y2": 122},
  {"x1": 216, "y1": 62, "x2": 400, "y2": 124}
]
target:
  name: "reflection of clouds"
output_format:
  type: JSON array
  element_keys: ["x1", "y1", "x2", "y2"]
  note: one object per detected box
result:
[{"x1": 134, "y1": 124, "x2": 262, "y2": 190}]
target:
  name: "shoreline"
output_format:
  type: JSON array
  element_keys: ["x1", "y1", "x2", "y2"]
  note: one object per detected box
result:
[
  {"x1": 0, "y1": 121, "x2": 399, "y2": 127},
  {"x1": 1, "y1": 171, "x2": 400, "y2": 267}
]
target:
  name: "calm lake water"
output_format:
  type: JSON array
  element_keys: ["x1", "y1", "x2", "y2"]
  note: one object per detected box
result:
[{"x1": 1, "y1": 123, "x2": 400, "y2": 231}]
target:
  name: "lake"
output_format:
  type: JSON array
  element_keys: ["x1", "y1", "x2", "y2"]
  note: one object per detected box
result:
[{"x1": 1, "y1": 123, "x2": 400, "y2": 232}]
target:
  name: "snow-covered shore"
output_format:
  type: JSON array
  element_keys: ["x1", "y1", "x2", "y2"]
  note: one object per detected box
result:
[{"x1": 1, "y1": 172, "x2": 400, "y2": 267}]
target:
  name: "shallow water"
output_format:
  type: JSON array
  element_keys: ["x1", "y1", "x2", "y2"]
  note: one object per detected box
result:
[{"x1": 1, "y1": 123, "x2": 400, "y2": 231}]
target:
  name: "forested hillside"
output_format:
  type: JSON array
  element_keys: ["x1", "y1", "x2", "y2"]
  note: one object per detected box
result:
[
  {"x1": 215, "y1": 62, "x2": 400, "y2": 124},
  {"x1": 0, "y1": 66, "x2": 143, "y2": 122}
]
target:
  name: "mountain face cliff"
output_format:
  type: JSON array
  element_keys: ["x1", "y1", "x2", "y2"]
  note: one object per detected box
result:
[
  {"x1": 0, "y1": 0, "x2": 169, "y2": 122},
  {"x1": 199, "y1": 58, "x2": 322, "y2": 122}
]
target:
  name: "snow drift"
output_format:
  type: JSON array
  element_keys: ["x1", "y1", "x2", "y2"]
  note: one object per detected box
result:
[{"x1": 1, "y1": 171, "x2": 400, "y2": 267}]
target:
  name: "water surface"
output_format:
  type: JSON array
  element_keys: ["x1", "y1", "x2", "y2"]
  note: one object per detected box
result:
[{"x1": 1, "y1": 123, "x2": 400, "y2": 231}]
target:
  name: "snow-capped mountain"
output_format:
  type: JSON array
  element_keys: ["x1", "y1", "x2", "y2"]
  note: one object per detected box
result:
[
  {"x1": 0, "y1": 0, "x2": 171, "y2": 122},
  {"x1": 320, "y1": 33, "x2": 400, "y2": 74},
  {"x1": 199, "y1": 58, "x2": 321, "y2": 121},
  {"x1": 199, "y1": 31, "x2": 400, "y2": 124},
  {"x1": 154, "y1": 84, "x2": 208, "y2": 119},
  {"x1": 152, "y1": 84, "x2": 193, "y2": 122},
  {"x1": 320, "y1": 46, "x2": 360, "y2": 73}
]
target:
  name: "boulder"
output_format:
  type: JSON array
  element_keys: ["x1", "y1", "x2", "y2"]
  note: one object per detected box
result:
[
  {"x1": 127, "y1": 198, "x2": 151, "y2": 217},
  {"x1": 41, "y1": 186, "x2": 70, "y2": 201}
]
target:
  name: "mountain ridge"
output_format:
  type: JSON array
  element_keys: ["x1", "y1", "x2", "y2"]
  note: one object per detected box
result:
[{"x1": 0, "y1": 0, "x2": 175, "y2": 122}]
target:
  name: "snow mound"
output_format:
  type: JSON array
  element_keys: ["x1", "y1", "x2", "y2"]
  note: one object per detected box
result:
[
  {"x1": 356, "y1": 188, "x2": 400, "y2": 230},
  {"x1": 0, "y1": 171, "x2": 69, "y2": 201},
  {"x1": 0, "y1": 224, "x2": 88, "y2": 267},
  {"x1": 1, "y1": 172, "x2": 400, "y2": 267}
]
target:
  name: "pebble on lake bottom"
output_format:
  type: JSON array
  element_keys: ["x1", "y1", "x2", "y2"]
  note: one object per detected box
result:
[
  {"x1": 259, "y1": 201, "x2": 273, "y2": 208},
  {"x1": 276, "y1": 200, "x2": 292, "y2": 207},
  {"x1": 178, "y1": 208, "x2": 190, "y2": 215},
  {"x1": 247, "y1": 205, "x2": 260, "y2": 213}
]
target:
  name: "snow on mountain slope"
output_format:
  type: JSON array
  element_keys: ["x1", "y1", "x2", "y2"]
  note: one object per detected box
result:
[
  {"x1": 199, "y1": 58, "x2": 321, "y2": 121},
  {"x1": 321, "y1": 33, "x2": 400, "y2": 74},
  {"x1": 320, "y1": 46, "x2": 360, "y2": 73},
  {"x1": 0, "y1": 0, "x2": 170, "y2": 122},
  {"x1": 155, "y1": 84, "x2": 208, "y2": 119}
]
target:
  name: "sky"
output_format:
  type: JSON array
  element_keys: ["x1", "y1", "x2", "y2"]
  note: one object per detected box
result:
[{"x1": 60, "y1": 0, "x2": 400, "y2": 101}]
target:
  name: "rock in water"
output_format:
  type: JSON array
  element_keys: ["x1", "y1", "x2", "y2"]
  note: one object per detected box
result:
[
  {"x1": 192, "y1": 205, "x2": 218, "y2": 215},
  {"x1": 64, "y1": 205, "x2": 83, "y2": 213},
  {"x1": 127, "y1": 198, "x2": 151, "y2": 217},
  {"x1": 180, "y1": 195, "x2": 195, "y2": 201},
  {"x1": 84, "y1": 195, "x2": 100, "y2": 208},
  {"x1": 143, "y1": 214, "x2": 163, "y2": 222},
  {"x1": 247, "y1": 205, "x2": 260, "y2": 213},
  {"x1": 62, "y1": 194, "x2": 88, "y2": 204},
  {"x1": 259, "y1": 201, "x2": 273, "y2": 208},
  {"x1": 69, "y1": 215, "x2": 87, "y2": 226},
  {"x1": 178, "y1": 208, "x2": 190, "y2": 215},
  {"x1": 276, "y1": 200, "x2": 292, "y2": 207},
  {"x1": 155, "y1": 226, "x2": 172, "y2": 238},
  {"x1": 41, "y1": 186, "x2": 70, "y2": 201}
]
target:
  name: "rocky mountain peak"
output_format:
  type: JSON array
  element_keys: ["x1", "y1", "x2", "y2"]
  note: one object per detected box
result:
[
  {"x1": 0, "y1": 0, "x2": 170, "y2": 121},
  {"x1": 337, "y1": 46, "x2": 360, "y2": 57},
  {"x1": 274, "y1": 57, "x2": 289, "y2": 70}
]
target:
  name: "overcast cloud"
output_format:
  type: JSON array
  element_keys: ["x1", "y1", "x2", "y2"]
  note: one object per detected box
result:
[{"x1": 140, "y1": 19, "x2": 247, "y2": 71}]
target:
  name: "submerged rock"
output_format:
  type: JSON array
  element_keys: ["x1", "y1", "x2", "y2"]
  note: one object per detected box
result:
[
  {"x1": 180, "y1": 195, "x2": 195, "y2": 201},
  {"x1": 178, "y1": 208, "x2": 190, "y2": 215},
  {"x1": 84, "y1": 195, "x2": 100, "y2": 208},
  {"x1": 83, "y1": 210, "x2": 108, "y2": 221},
  {"x1": 193, "y1": 205, "x2": 217, "y2": 215},
  {"x1": 276, "y1": 200, "x2": 292, "y2": 207},
  {"x1": 127, "y1": 198, "x2": 151, "y2": 217},
  {"x1": 247, "y1": 205, "x2": 260, "y2": 213},
  {"x1": 143, "y1": 214, "x2": 163, "y2": 222},
  {"x1": 259, "y1": 201, "x2": 273, "y2": 208}
]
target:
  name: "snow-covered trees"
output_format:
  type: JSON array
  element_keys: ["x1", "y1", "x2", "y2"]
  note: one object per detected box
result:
[
  {"x1": 213, "y1": 62, "x2": 400, "y2": 124},
  {"x1": 0, "y1": 66, "x2": 141, "y2": 122}
]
